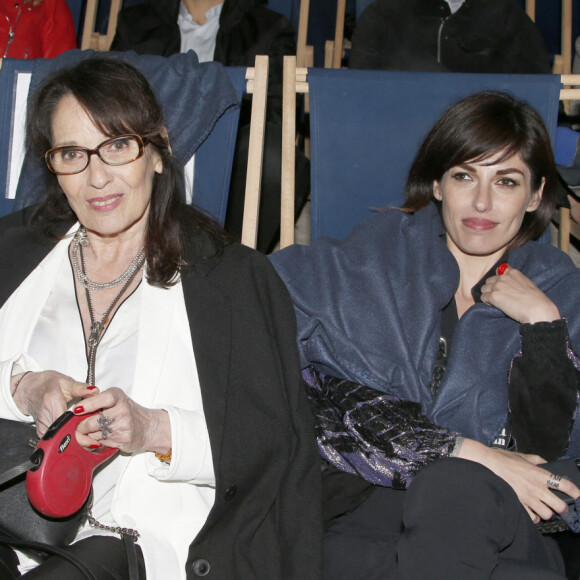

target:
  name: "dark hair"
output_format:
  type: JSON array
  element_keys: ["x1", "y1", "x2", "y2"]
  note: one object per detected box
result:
[
  {"x1": 403, "y1": 91, "x2": 559, "y2": 248},
  {"x1": 26, "y1": 57, "x2": 228, "y2": 287}
]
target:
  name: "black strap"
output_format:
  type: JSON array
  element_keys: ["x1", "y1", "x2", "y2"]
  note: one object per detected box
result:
[
  {"x1": 0, "y1": 533, "x2": 142, "y2": 580},
  {"x1": 0, "y1": 534, "x2": 98, "y2": 580},
  {"x1": 122, "y1": 533, "x2": 140, "y2": 580},
  {"x1": 0, "y1": 459, "x2": 34, "y2": 487}
]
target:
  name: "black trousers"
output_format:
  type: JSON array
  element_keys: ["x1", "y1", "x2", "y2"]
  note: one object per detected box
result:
[
  {"x1": 324, "y1": 458, "x2": 565, "y2": 580},
  {"x1": 0, "y1": 536, "x2": 145, "y2": 579}
]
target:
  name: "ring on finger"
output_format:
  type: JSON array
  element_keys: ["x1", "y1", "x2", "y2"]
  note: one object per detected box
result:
[
  {"x1": 547, "y1": 473, "x2": 563, "y2": 490},
  {"x1": 97, "y1": 411, "x2": 115, "y2": 439}
]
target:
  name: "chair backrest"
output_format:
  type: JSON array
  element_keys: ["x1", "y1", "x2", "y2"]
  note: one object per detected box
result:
[
  {"x1": 81, "y1": 0, "x2": 122, "y2": 51},
  {"x1": 0, "y1": 52, "x2": 266, "y2": 230},
  {"x1": 279, "y1": 58, "x2": 568, "y2": 246},
  {"x1": 306, "y1": 68, "x2": 562, "y2": 242}
]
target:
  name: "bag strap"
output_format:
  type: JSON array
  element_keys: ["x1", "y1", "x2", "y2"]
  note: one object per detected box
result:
[
  {"x1": 0, "y1": 533, "x2": 142, "y2": 579},
  {"x1": 122, "y1": 533, "x2": 140, "y2": 580},
  {"x1": 0, "y1": 535, "x2": 97, "y2": 580}
]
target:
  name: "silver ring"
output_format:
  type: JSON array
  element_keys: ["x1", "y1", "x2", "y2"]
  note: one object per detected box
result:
[
  {"x1": 97, "y1": 411, "x2": 115, "y2": 439},
  {"x1": 547, "y1": 473, "x2": 563, "y2": 490}
]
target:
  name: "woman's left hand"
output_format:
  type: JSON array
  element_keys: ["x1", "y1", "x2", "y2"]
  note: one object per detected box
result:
[
  {"x1": 480, "y1": 265, "x2": 560, "y2": 324},
  {"x1": 73, "y1": 387, "x2": 171, "y2": 455}
]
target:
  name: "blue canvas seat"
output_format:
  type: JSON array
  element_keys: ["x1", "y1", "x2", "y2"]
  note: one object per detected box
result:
[
  {"x1": 305, "y1": 68, "x2": 561, "y2": 241},
  {"x1": 280, "y1": 63, "x2": 563, "y2": 247}
]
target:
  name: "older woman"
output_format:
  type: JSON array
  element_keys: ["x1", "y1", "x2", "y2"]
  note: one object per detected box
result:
[
  {"x1": 0, "y1": 58, "x2": 321, "y2": 579},
  {"x1": 271, "y1": 92, "x2": 580, "y2": 579}
]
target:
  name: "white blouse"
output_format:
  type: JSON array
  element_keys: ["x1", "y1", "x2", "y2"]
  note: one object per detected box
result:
[{"x1": 0, "y1": 228, "x2": 215, "y2": 579}]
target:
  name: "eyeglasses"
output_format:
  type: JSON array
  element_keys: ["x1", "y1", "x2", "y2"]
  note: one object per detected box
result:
[{"x1": 45, "y1": 134, "x2": 148, "y2": 176}]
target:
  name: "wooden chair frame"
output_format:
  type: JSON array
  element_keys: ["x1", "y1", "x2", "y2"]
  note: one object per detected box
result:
[
  {"x1": 80, "y1": 0, "x2": 122, "y2": 51},
  {"x1": 241, "y1": 55, "x2": 269, "y2": 248},
  {"x1": 526, "y1": 0, "x2": 573, "y2": 77}
]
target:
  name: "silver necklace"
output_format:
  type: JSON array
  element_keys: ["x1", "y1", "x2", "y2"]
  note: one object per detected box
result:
[
  {"x1": 76, "y1": 239, "x2": 143, "y2": 541},
  {"x1": 71, "y1": 227, "x2": 146, "y2": 291},
  {"x1": 79, "y1": 240, "x2": 145, "y2": 386}
]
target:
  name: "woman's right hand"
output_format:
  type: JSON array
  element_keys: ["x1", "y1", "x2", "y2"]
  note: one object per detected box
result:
[
  {"x1": 11, "y1": 371, "x2": 98, "y2": 437},
  {"x1": 457, "y1": 438, "x2": 580, "y2": 523}
]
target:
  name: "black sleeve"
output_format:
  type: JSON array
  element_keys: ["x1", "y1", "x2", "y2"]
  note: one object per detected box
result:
[
  {"x1": 110, "y1": 5, "x2": 180, "y2": 57},
  {"x1": 508, "y1": 319, "x2": 580, "y2": 461},
  {"x1": 494, "y1": 8, "x2": 551, "y2": 74},
  {"x1": 349, "y1": 1, "x2": 391, "y2": 70}
]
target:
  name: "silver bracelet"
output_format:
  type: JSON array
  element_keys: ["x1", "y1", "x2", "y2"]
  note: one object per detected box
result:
[{"x1": 12, "y1": 370, "x2": 32, "y2": 397}]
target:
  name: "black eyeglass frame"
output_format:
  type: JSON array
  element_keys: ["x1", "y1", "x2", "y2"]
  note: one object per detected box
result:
[{"x1": 45, "y1": 134, "x2": 149, "y2": 176}]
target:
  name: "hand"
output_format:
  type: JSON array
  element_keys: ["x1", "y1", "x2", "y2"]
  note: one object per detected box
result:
[
  {"x1": 74, "y1": 387, "x2": 171, "y2": 455},
  {"x1": 480, "y1": 265, "x2": 560, "y2": 324},
  {"x1": 458, "y1": 439, "x2": 580, "y2": 522},
  {"x1": 11, "y1": 370, "x2": 98, "y2": 437}
]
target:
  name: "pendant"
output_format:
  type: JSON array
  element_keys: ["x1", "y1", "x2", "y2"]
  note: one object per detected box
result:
[
  {"x1": 77, "y1": 227, "x2": 89, "y2": 247},
  {"x1": 88, "y1": 321, "x2": 103, "y2": 347}
]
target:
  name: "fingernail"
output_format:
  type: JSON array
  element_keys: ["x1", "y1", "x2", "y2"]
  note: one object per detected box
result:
[
  {"x1": 89, "y1": 444, "x2": 101, "y2": 449},
  {"x1": 87, "y1": 386, "x2": 98, "y2": 391},
  {"x1": 497, "y1": 263, "x2": 508, "y2": 276},
  {"x1": 73, "y1": 405, "x2": 84, "y2": 414}
]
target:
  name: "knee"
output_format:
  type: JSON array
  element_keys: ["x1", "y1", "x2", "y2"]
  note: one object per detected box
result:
[{"x1": 405, "y1": 458, "x2": 518, "y2": 521}]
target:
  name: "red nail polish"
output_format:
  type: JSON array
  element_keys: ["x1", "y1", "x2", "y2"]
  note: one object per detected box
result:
[
  {"x1": 497, "y1": 263, "x2": 508, "y2": 276},
  {"x1": 89, "y1": 444, "x2": 101, "y2": 449},
  {"x1": 73, "y1": 405, "x2": 84, "y2": 414},
  {"x1": 87, "y1": 386, "x2": 98, "y2": 390}
]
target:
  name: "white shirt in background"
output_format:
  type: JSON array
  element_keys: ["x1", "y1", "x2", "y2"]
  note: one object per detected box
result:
[{"x1": 178, "y1": 1, "x2": 224, "y2": 62}]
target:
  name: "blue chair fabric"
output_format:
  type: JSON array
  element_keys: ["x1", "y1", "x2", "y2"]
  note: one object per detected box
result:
[
  {"x1": 355, "y1": 0, "x2": 374, "y2": 21},
  {"x1": 307, "y1": 68, "x2": 562, "y2": 241},
  {"x1": 0, "y1": 52, "x2": 244, "y2": 225},
  {"x1": 65, "y1": 0, "x2": 84, "y2": 41},
  {"x1": 267, "y1": 0, "x2": 301, "y2": 32}
]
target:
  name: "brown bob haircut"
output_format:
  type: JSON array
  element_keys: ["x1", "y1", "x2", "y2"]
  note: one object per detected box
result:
[
  {"x1": 26, "y1": 57, "x2": 226, "y2": 287},
  {"x1": 403, "y1": 91, "x2": 559, "y2": 249}
]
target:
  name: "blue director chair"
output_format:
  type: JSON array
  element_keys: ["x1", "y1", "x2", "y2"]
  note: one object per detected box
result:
[{"x1": 280, "y1": 60, "x2": 563, "y2": 246}]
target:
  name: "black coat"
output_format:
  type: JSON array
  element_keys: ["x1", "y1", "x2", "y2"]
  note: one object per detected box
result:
[
  {"x1": 0, "y1": 208, "x2": 322, "y2": 579},
  {"x1": 111, "y1": 0, "x2": 296, "y2": 123},
  {"x1": 350, "y1": 0, "x2": 551, "y2": 74}
]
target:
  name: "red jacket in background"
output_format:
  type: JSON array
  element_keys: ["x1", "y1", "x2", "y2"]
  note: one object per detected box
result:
[{"x1": 0, "y1": 0, "x2": 76, "y2": 59}]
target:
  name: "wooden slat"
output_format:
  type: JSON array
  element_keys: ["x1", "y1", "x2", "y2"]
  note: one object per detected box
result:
[
  {"x1": 554, "y1": 207, "x2": 572, "y2": 254},
  {"x1": 332, "y1": 0, "x2": 346, "y2": 69},
  {"x1": 241, "y1": 55, "x2": 269, "y2": 249},
  {"x1": 280, "y1": 56, "x2": 297, "y2": 249},
  {"x1": 296, "y1": 0, "x2": 310, "y2": 68},
  {"x1": 556, "y1": 71, "x2": 580, "y2": 255},
  {"x1": 105, "y1": 0, "x2": 122, "y2": 51},
  {"x1": 526, "y1": 0, "x2": 535, "y2": 21},
  {"x1": 81, "y1": 0, "x2": 121, "y2": 51},
  {"x1": 324, "y1": 40, "x2": 334, "y2": 69},
  {"x1": 81, "y1": 0, "x2": 97, "y2": 50},
  {"x1": 562, "y1": 0, "x2": 573, "y2": 76}
]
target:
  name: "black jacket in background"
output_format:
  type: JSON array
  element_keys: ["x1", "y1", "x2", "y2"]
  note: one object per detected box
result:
[
  {"x1": 112, "y1": 0, "x2": 308, "y2": 253},
  {"x1": 350, "y1": 0, "x2": 551, "y2": 74},
  {"x1": 111, "y1": 0, "x2": 296, "y2": 123}
]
